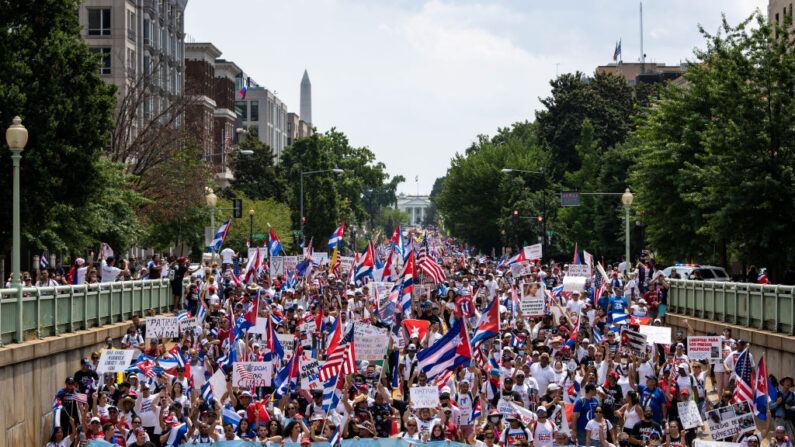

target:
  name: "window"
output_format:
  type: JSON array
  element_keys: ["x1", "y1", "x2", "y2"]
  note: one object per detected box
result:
[
  {"x1": 143, "y1": 54, "x2": 151, "y2": 76},
  {"x1": 127, "y1": 10, "x2": 136, "y2": 41},
  {"x1": 143, "y1": 18, "x2": 151, "y2": 45},
  {"x1": 235, "y1": 101, "x2": 247, "y2": 120},
  {"x1": 127, "y1": 48, "x2": 136, "y2": 77},
  {"x1": 250, "y1": 101, "x2": 259, "y2": 121},
  {"x1": 90, "y1": 47, "x2": 111, "y2": 75},
  {"x1": 88, "y1": 9, "x2": 111, "y2": 36}
]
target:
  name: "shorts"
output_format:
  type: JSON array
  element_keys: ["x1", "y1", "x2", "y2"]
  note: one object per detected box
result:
[{"x1": 658, "y1": 304, "x2": 667, "y2": 317}]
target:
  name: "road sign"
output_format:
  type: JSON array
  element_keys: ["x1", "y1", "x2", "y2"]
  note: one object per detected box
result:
[
  {"x1": 252, "y1": 234, "x2": 267, "y2": 239},
  {"x1": 232, "y1": 199, "x2": 242, "y2": 218},
  {"x1": 560, "y1": 191, "x2": 580, "y2": 206}
]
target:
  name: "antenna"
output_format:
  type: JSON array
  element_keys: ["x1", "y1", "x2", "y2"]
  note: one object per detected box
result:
[{"x1": 640, "y1": 1, "x2": 645, "y2": 70}]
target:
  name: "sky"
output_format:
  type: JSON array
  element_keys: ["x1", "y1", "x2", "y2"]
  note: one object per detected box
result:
[{"x1": 185, "y1": 0, "x2": 767, "y2": 195}]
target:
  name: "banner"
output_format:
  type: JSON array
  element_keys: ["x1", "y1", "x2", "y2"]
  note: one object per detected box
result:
[
  {"x1": 688, "y1": 336, "x2": 722, "y2": 362},
  {"x1": 706, "y1": 402, "x2": 755, "y2": 440},
  {"x1": 353, "y1": 323, "x2": 389, "y2": 360},
  {"x1": 619, "y1": 328, "x2": 647, "y2": 357},
  {"x1": 90, "y1": 438, "x2": 476, "y2": 447},
  {"x1": 694, "y1": 442, "x2": 742, "y2": 447},
  {"x1": 277, "y1": 334, "x2": 296, "y2": 356},
  {"x1": 232, "y1": 362, "x2": 273, "y2": 387},
  {"x1": 208, "y1": 368, "x2": 227, "y2": 403},
  {"x1": 410, "y1": 386, "x2": 440, "y2": 408},
  {"x1": 96, "y1": 349, "x2": 135, "y2": 374},
  {"x1": 300, "y1": 357, "x2": 321, "y2": 390},
  {"x1": 678, "y1": 400, "x2": 703, "y2": 429},
  {"x1": 145, "y1": 317, "x2": 179, "y2": 338},
  {"x1": 567, "y1": 264, "x2": 590, "y2": 278},
  {"x1": 639, "y1": 326, "x2": 671, "y2": 345},
  {"x1": 525, "y1": 243, "x2": 542, "y2": 261}
]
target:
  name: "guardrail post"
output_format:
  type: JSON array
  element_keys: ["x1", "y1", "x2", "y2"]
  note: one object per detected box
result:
[
  {"x1": 16, "y1": 285, "x2": 22, "y2": 342},
  {"x1": 35, "y1": 287, "x2": 42, "y2": 339}
]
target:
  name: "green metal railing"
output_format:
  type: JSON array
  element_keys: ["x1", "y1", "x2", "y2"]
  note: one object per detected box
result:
[
  {"x1": 0, "y1": 278, "x2": 187, "y2": 346},
  {"x1": 668, "y1": 279, "x2": 795, "y2": 334}
]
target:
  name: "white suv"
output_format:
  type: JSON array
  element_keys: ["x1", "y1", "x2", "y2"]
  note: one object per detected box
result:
[{"x1": 661, "y1": 264, "x2": 731, "y2": 281}]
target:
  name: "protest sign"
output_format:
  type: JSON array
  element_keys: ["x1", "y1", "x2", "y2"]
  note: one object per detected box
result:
[
  {"x1": 300, "y1": 357, "x2": 321, "y2": 390},
  {"x1": 705, "y1": 402, "x2": 755, "y2": 440},
  {"x1": 249, "y1": 316, "x2": 268, "y2": 335},
  {"x1": 510, "y1": 261, "x2": 529, "y2": 278},
  {"x1": 232, "y1": 362, "x2": 273, "y2": 387},
  {"x1": 639, "y1": 326, "x2": 671, "y2": 345},
  {"x1": 410, "y1": 386, "x2": 440, "y2": 408},
  {"x1": 339, "y1": 256, "x2": 355, "y2": 274},
  {"x1": 277, "y1": 334, "x2": 296, "y2": 356},
  {"x1": 96, "y1": 349, "x2": 135, "y2": 373},
  {"x1": 688, "y1": 336, "x2": 722, "y2": 363},
  {"x1": 562, "y1": 275, "x2": 587, "y2": 292},
  {"x1": 354, "y1": 323, "x2": 389, "y2": 360},
  {"x1": 179, "y1": 317, "x2": 198, "y2": 334},
  {"x1": 146, "y1": 317, "x2": 179, "y2": 338},
  {"x1": 678, "y1": 400, "x2": 703, "y2": 429},
  {"x1": 567, "y1": 264, "x2": 590, "y2": 278},
  {"x1": 208, "y1": 369, "x2": 227, "y2": 403},
  {"x1": 525, "y1": 243, "x2": 542, "y2": 261},
  {"x1": 521, "y1": 295, "x2": 545, "y2": 317},
  {"x1": 370, "y1": 281, "x2": 395, "y2": 302},
  {"x1": 694, "y1": 442, "x2": 742, "y2": 447},
  {"x1": 619, "y1": 328, "x2": 647, "y2": 357},
  {"x1": 497, "y1": 400, "x2": 515, "y2": 416}
]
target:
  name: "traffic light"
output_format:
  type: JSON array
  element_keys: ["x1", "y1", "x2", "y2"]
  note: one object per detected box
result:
[
  {"x1": 511, "y1": 210, "x2": 520, "y2": 226},
  {"x1": 301, "y1": 217, "x2": 306, "y2": 224},
  {"x1": 232, "y1": 199, "x2": 242, "y2": 218}
]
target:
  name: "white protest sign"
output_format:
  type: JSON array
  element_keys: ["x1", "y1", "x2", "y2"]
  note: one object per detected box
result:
[
  {"x1": 232, "y1": 362, "x2": 273, "y2": 387},
  {"x1": 340, "y1": 256, "x2": 355, "y2": 273},
  {"x1": 688, "y1": 336, "x2": 722, "y2": 362},
  {"x1": 521, "y1": 296, "x2": 545, "y2": 317},
  {"x1": 300, "y1": 357, "x2": 321, "y2": 390},
  {"x1": 208, "y1": 369, "x2": 227, "y2": 403},
  {"x1": 706, "y1": 403, "x2": 755, "y2": 440},
  {"x1": 96, "y1": 349, "x2": 135, "y2": 374},
  {"x1": 524, "y1": 243, "x2": 542, "y2": 261},
  {"x1": 179, "y1": 317, "x2": 198, "y2": 334},
  {"x1": 510, "y1": 261, "x2": 529, "y2": 278},
  {"x1": 568, "y1": 264, "x2": 590, "y2": 278},
  {"x1": 497, "y1": 400, "x2": 515, "y2": 416},
  {"x1": 562, "y1": 275, "x2": 587, "y2": 292},
  {"x1": 249, "y1": 316, "x2": 268, "y2": 335},
  {"x1": 146, "y1": 317, "x2": 179, "y2": 338},
  {"x1": 353, "y1": 323, "x2": 389, "y2": 360},
  {"x1": 410, "y1": 386, "x2": 440, "y2": 408},
  {"x1": 639, "y1": 326, "x2": 672, "y2": 345},
  {"x1": 277, "y1": 334, "x2": 296, "y2": 356},
  {"x1": 694, "y1": 442, "x2": 742, "y2": 447},
  {"x1": 310, "y1": 252, "x2": 329, "y2": 266},
  {"x1": 678, "y1": 400, "x2": 703, "y2": 429}
]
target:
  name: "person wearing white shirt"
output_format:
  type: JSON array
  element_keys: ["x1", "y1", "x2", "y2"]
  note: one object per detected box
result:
[
  {"x1": 566, "y1": 292, "x2": 586, "y2": 316},
  {"x1": 100, "y1": 243, "x2": 128, "y2": 283},
  {"x1": 220, "y1": 247, "x2": 236, "y2": 266},
  {"x1": 624, "y1": 272, "x2": 641, "y2": 301},
  {"x1": 530, "y1": 353, "x2": 557, "y2": 395}
]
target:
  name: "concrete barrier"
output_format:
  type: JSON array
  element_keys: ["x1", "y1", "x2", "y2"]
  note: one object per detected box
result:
[{"x1": 0, "y1": 320, "x2": 134, "y2": 447}]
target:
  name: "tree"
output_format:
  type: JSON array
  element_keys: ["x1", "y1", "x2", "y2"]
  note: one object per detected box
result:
[
  {"x1": 630, "y1": 12, "x2": 795, "y2": 277},
  {"x1": 373, "y1": 208, "x2": 410, "y2": 237},
  {"x1": 0, "y1": 0, "x2": 117, "y2": 253},
  {"x1": 215, "y1": 195, "x2": 294, "y2": 256},
  {"x1": 229, "y1": 128, "x2": 288, "y2": 203}
]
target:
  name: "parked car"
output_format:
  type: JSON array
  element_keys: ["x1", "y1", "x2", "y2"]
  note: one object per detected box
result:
[{"x1": 661, "y1": 264, "x2": 731, "y2": 281}]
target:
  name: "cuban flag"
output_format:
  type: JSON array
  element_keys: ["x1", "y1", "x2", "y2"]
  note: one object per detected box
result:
[
  {"x1": 510, "y1": 334, "x2": 526, "y2": 348},
  {"x1": 471, "y1": 295, "x2": 500, "y2": 346},
  {"x1": 506, "y1": 250, "x2": 526, "y2": 265},
  {"x1": 399, "y1": 251, "x2": 418, "y2": 316},
  {"x1": 322, "y1": 359, "x2": 346, "y2": 411},
  {"x1": 758, "y1": 270, "x2": 770, "y2": 284},
  {"x1": 329, "y1": 426, "x2": 342, "y2": 447},
  {"x1": 592, "y1": 326, "x2": 604, "y2": 344},
  {"x1": 754, "y1": 355, "x2": 769, "y2": 420},
  {"x1": 354, "y1": 242, "x2": 375, "y2": 281},
  {"x1": 244, "y1": 249, "x2": 260, "y2": 284},
  {"x1": 416, "y1": 318, "x2": 472, "y2": 381},
  {"x1": 52, "y1": 398, "x2": 64, "y2": 431},
  {"x1": 223, "y1": 403, "x2": 242, "y2": 428},
  {"x1": 390, "y1": 225, "x2": 404, "y2": 256},
  {"x1": 328, "y1": 222, "x2": 345, "y2": 250},
  {"x1": 201, "y1": 381, "x2": 213, "y2": 403},
  {"x1": 40, "y1": 253, "x2": 49, "y2": 270},
  {"x1": 239, "y1": 85, "x2": 247, "y2": 99},
  {"x1": 164, "y1": 422, "x2": 189, "y2": 446},
  {"x1": 477, "y1": 255, "x2": 488, "y2": 264},
  {"x1": 497, "y1": 255, "x2": 507, "y2": 269},
  {"x1": 611, "y1": 313, "x2": 628, "y2": 325},
  {"x1": 209, "y1": 218, "x2": 232, "y2": 252},
  {"x1": 273, "y1": 344, "x2": 302, "y2": 400},
  {"x1": 630, "y1": 315, "x2": 651, "y2": 325},
  {"x1": 196, "y1": 300, "x2": 207, "y2": 323},
  {"x1": 269, "y1": 228, "x2": 283, "y2": 256},
  {"x1": 264, "y1": 316, "x2": 284, "y2": 363},
  {"x1": 176, "y1": 311, "x2": 190, "y2": 322},
  {"x1": 469, "y1": 396, "x2": 482, "y2": 424}
]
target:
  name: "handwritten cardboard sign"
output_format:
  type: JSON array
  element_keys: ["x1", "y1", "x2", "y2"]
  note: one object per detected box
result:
[
  {"x1": 96, "y1": 349, "x2": 135, "y2": 373},
  {"x1": 146, "y1": 317, "x2": 179, "y2": 338}
]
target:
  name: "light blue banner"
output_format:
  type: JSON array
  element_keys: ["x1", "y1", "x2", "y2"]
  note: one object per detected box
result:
[{"x1": 90, "y1": 438, "x2": 474, "y2": 447}]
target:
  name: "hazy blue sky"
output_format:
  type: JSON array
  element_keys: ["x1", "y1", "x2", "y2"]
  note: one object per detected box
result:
[{"x1": 185, "y1": 0, "x2": 766, "y2": 195}]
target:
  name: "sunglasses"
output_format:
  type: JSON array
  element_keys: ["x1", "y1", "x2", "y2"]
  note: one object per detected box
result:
[{"x1": 407, "y1": 424, "x2": 417, "y2": 427}]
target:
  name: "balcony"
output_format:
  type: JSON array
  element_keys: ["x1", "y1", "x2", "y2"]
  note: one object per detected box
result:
[
  {"x1": 143, "y1": 0, "x2": 155, "y2": 13},
  {"x1": 127, "y1": 28, "x2": 136, "y2": 42}
]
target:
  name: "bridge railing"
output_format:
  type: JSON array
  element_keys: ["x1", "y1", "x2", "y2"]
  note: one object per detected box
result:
[
  {"x1": 0, "y1": 278, "x2": 187, "y2": 346},
  {"x1": 668, "y1": 279, "x2": 795, "y2": 334}
]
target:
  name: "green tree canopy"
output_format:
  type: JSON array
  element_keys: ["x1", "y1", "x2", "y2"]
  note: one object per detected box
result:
[{"x1": 229, "y1": 128, "x2": 288, "y2": 203}]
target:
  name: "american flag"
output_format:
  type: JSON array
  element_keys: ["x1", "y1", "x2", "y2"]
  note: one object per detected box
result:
[
  {"x1": 72, "y1": 393, "x2": 88, "y2": 404},
  {"x1": 594, "y1": 263, "x2": 608, "y2": 303},
  {"x1": 418, "y1": 236, "x2": 445, "y2": 283},
  {"x1": 435, "y1": 370, "x2": 454, "y2": 390},
  {"x1": 733, "y1": 349, "x2": 754, "y2": 405},
  {"x1": 319, "y1": 325, "x2": 356, "y2": 381},
  {"x1": 235, "y1": 363, "x2": 254, "y2": 381}
]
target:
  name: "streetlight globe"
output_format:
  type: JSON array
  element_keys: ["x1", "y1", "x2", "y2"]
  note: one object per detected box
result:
[
  {"x1": 6, "y1": 116, "x2": 28, "y2": 150},
  {"x1": 249, "y1": 209, "x2": 255, "y2": 216},
  {"x1": 331, "y1": 168, "x2": 344, "y2": 174},
  {"x1": 205, "y1": 189, "x2": 217, "y2": 207},
  {"x1": 622, "y1": 188, "x2": 634, "y2": 207},
  {"x1": 500, "y1": 169, "x2": 513, "y2": 173}
]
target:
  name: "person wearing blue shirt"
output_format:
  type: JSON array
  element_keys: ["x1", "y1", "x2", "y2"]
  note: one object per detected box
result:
[
  {"x1": 573, "y1": 383, "x2": 600, "y2": 446},
  {"x1": 608, "y1": 290, "x2": 629, "y2": 322},
  {"x1": 635, "y1": 375, "x2": 667, "y2": 423}
]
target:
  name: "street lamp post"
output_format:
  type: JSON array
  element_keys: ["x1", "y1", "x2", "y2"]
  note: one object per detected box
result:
[
  {"x1": 501, "y1": 168, "x2": 546, "y2": 255},
  {"x1": 622, "y1": 188, "x2": 634, "y2": 275},
  {"x1": 206, "y1": 188, "x2": 218, "y2": 267},
  {"x1": 299, "y1": 168, "x2": 344, "y2": 242},
  {"x1": 7, "y1": 117, "x2": 27, "y2": 343},
  {"x1": 249, "y1": 209, "x2": 255, "y2": 247}
]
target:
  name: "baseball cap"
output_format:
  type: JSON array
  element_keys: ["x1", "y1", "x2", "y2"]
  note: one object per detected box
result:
[
  {"x1": 90, "y1": 417, "x2": 101, "y2": 423},
  {"x1": 301, "y1": 439, "x2": 312, "y2": 445}
]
